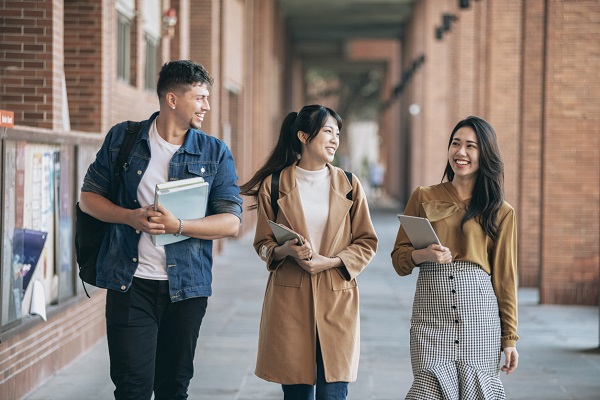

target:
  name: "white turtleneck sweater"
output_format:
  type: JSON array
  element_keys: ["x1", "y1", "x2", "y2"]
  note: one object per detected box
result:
[{"x1": 295, "y1": 166, "x2": 331, "y2": 253}]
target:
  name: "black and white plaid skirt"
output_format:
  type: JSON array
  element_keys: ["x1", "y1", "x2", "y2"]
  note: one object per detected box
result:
[{"x1": 406, "y1": 261, "x2": 506, "y2": 400}]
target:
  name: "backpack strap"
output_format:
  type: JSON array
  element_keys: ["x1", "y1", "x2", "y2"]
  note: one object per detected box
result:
[
  {"x1": 345, "y1": 171, "x2": 353, "y2": 201},
  {"x1": 270, "y1": 169, "x2": 353, "y2": 219},
  {"x1": 109, "y1": 120, "x2": 142, "y2": 202},
  {"x1": 78, "y1": 120, "x2": 142, "y2": 298},
  {"x1": 271, "y1": 169, "x2": 281, "y2": 219}
]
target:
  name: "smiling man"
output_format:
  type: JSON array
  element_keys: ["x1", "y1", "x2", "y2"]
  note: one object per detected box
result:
[{"x1": 80, "y1": 60, "x2": 243, "y2": 400}]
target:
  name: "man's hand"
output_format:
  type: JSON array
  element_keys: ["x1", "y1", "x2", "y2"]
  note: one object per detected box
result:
[{"x1": 128, "y1": 205, "x2": 166, "y2": 234}]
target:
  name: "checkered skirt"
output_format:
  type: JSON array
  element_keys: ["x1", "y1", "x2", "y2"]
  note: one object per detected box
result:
[{"x1": 406, "y1": 261, "x2": 506, "y2": 400}]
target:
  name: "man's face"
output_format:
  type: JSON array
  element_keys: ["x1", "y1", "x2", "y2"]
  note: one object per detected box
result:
[{"x1": 174, "y1": 82, "x2": 210, "y2": 130}]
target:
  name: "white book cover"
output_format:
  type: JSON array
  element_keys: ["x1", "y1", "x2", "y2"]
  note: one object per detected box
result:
[{"x1": 152, "y1": 177, "x2": 209, "y2": 246}]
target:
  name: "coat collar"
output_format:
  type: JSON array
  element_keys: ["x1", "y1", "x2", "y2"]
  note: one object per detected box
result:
[{"x1": 276, "y1": 162, "x2": 353, "y2": 254}]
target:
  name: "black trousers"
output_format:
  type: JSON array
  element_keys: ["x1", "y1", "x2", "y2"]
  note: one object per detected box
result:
[{"x1": 106, "y1": 277, "x2": 208, "y2": 400}]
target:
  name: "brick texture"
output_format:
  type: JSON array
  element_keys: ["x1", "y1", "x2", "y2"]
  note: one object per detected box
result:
[
  {"x1": 394, "y1": 0, "x2": 599, "y2": 305},
  {"x1": 519, "y1": 0, "x2": 546, "y2": 287},
  {"x1": 540, "y1": 0, "x2": 599, "y2": 305},
  {"x1": 0, "y1": 2, "x2": 598, "y2": 399},
  {"x1": 64, "y1": 0, "x2": 103, "y2": 132},
  {"x1": 0, "y1": 0, "x2": 64, "y2": 129}
]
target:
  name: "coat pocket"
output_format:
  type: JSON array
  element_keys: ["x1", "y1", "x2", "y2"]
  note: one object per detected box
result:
[
  {"x1": 273, "y1": 262, "x2": 304, "y2": 287},
  {"x1": 330, "y1": 267, "x2": 357, "y2": 291}
]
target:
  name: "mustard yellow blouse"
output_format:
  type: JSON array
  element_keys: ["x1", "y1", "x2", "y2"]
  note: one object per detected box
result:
[{"x1": 391, "y1": 182, "x2": 519, "y2": 348}]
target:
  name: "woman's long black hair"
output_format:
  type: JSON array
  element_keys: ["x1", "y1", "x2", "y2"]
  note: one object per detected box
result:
[
  {"x1": 443, "y1": 116, "x2": 505, "y2": 242},
  {"x1": 240, "y1": 104, "x2": 342, "y2": 209}
]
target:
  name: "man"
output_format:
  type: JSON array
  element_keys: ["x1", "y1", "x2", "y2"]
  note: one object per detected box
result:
[{"x1": 80, "y1": 60, "x2": 242, "y2": 399}]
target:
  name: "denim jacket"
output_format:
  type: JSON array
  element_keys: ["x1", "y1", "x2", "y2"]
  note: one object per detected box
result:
[{"x1": 81, "y1": 112, "x2": 243, "y2": 301}]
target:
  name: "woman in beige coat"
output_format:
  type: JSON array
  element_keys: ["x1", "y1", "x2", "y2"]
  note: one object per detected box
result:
[{"x1": 241, "y1": 105, "x2": 378, "y2": 400}]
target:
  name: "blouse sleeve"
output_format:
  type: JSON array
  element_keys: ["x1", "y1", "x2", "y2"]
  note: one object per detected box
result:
[
  {"x1": 490, "y1": 206, "x2": 519, "y2": 348},
  {"x1": 391, "y1": 187, "x2": 422, "y2": 276}
]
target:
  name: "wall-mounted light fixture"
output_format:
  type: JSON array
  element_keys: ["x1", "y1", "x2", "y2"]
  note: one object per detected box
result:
[
  {"x1": 381, "y1": 54, "x2": 426, "y2": 110},
  {"x1": 443, "y1": 14, "x2": 458, "y2": 32},
  {"x1": 435, "y1": 13, "x2": 459, "y2": 40},
  {"x1": 163, "y1": 8, "x2": 178, "y2": 39},
  {"x1": 458, "y1": 0, "x2": 481, "y2": 9},
  {"x1": 435, "y1": 26, "x2": 444, "y2": 40}
]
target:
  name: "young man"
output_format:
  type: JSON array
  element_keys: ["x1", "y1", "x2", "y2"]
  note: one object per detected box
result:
[{"x1": 80, "y1": 60, "x2": 242, "y2": 399}]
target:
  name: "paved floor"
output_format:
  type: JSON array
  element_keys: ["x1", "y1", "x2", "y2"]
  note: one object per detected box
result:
[{"x1": 24, "y1": 205, "x2": 600, "y2": 400}]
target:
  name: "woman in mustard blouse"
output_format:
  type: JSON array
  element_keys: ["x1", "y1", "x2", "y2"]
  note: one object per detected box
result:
[{"x1": 391, "y1": 116, "x2": 518, "y2": 399}]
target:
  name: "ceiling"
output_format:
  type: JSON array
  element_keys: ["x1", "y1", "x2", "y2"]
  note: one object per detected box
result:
[{"x1": 277, "y1": 0, "x2": 417, "y2": 63}]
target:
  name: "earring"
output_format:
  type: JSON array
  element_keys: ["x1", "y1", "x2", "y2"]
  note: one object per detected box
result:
[{"x1": 172, "y1": 106, "x2": 175, "y2": 110}]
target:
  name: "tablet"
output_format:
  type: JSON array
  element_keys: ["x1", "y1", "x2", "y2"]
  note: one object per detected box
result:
[
  {"x1": 397, "y1": 215, "x2": 441, "y2": 249},
  {"x1": 268, "y1": 220, "x2": 305, "y2": 245}
]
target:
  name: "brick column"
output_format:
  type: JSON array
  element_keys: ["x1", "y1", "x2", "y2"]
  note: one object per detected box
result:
[
  {"x1": 64, "y1": 0, "x2": 103, "y2": 132},
  {"x1": 540, "y1": 0, "x2": 600, "y2": 305},
  {"x1": 518, "y1": 1, "x2": 546, "y2": 287},
  {"x1": 1, "y1": 0, "x2": 66, "y2": 130}
]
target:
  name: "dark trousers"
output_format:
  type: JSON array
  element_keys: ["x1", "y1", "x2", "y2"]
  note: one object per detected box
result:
[
  {"x1": 106, "y1": 277, "x2": 208, "y2": 400},
  {"x1": 282, "y1": 339, "x2": 349, "y2": 400}
]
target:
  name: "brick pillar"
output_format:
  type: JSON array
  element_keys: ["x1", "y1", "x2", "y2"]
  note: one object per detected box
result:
[
  {"x1": 189, "y1": 0, "x2": 221, "y2": 138},
  {"x1": 485, "y1": 0, "x2": 523, "y2": 207},
  {"x1": 421, "y1": 0, "x2": 453, "y2": 188},
  {"x1": 64, "y1": 0, "x2": 103, "y2": 132},
  {"x1": 540, "y1": 0, "x2": 600, "y2": 305},
  {"x1": 518, "y1": 1, "x2": 546, "y2": 287},
  {"x1": 0, "y1": 0, "x2": 65, "y2": 130}
]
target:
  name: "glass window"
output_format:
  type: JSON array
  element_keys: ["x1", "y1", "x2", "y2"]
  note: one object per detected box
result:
[
  {"x1": 117, "y1": 13, "x2": 132, "y2": 83},
  {"x1": 145, "y1": 35, "x2": 158, "y2": 91},
  {"x1": 1, "y1": 141, "x2": 70, "y2": 328},
  {"x1": 143, "y1": 0, "x2": 161, "y2": 91}
]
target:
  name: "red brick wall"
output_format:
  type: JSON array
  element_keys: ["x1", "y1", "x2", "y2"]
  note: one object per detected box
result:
[
  {"x1": 107, "y1": 0, "x2": 159, "y2": 129},
  {"x1": 64, "y1": 0, "x2": 102, "y2": 132},
  {"x1": 519, "y1": 1, "x2": 546, "y2": 287},
  {"x1": 485, "y1": 0, "x2": 522, "y2": 208},
  {"x1": 540, "y1": 0, "x2": 600, "y2": 304},
  {"x1": 421, "y1": 0, "x2": 454, "y2": 189},
  {"x1": 0, "y1": 0, "x2": 64, "y2": 130},
  {"x1": 190, "y1": 0, "x2": 221, "y2": 139},
  {"x1": 0, "y1": 2, "x2": 294, "y2": 399},
  {"x1": 453, "y1": 2, "x2": 477, "y2": 119},
  {"x1": 391, "y1": 0, "x2": 599, "y2": 304},
  {"x1": 400, "y1": 0, "x2": 426, "y2": 203},
  {"x1": 0, "y1": 292, "x2": 106, "y2": 400},
  {"x1": 170, "y1": 0, "x2": 191, "y2": 61}
]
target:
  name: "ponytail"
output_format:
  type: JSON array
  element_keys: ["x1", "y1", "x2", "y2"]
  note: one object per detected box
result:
[
  {"x1": 239, "y1": 112, "x2": 300, "y2": 208},
  {"x1": 240, "y1": 105, "x2": 343, "y2": 210}
]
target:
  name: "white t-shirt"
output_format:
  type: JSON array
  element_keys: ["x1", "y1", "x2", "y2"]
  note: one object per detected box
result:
[
  {"x1": 135, "y1": 119, "x2": 181, "y2": 280},
  {"x1": 295, "y1": 166, "x2": 330, "y2": 254}
]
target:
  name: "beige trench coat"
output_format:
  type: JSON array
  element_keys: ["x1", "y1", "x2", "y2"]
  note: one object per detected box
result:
[{"x1": 253, "y1": 163, "x2": 378, "y2": 385}]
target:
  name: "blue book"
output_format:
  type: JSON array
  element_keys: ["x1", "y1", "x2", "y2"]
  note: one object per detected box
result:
[{"x1": 152, "y1": 177, "x2": 209, "y2": 246}]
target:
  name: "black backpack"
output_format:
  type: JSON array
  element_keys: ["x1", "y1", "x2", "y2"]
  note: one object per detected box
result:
[
  {"x1": 75, "y1": 121, "x2": 142, "y2": 296},
  {"x1": 270, "y1": 169, "x2": 353, "y2": 219}
]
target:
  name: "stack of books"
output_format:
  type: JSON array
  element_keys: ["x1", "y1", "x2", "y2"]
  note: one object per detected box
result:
[{"x1": 152, "y1": 177, "x2": 209, "y2": 246}]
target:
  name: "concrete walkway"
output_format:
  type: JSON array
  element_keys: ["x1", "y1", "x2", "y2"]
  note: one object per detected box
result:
[{"x1": 24, "y1": 206, "x2": 600, "y2": 400}]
